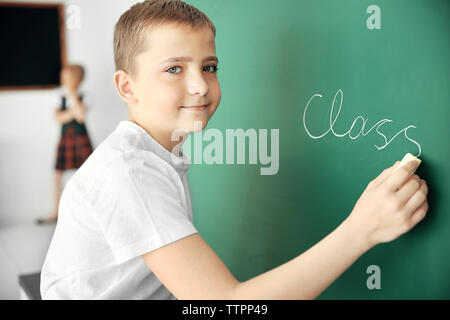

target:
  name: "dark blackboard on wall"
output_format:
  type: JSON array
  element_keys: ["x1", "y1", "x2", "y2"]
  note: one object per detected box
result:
[
  {"x1": 184, "y1": 0, "x2": 450, "y2": 299},
  {"x1": 0, "y1": 3, "x2": 66, "y2": 90}
]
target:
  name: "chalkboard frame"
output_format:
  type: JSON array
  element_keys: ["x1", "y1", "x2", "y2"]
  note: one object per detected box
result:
[{"x1": 0, "y1": 2, "x2": 67, "y2": 91}]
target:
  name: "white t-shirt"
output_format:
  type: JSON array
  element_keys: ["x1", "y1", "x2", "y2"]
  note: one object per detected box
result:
[{"x1": 41, "y1": 120, "x2": 198, "y2": 299}]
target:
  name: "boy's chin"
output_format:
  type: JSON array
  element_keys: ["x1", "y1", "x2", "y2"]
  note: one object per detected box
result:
[{"x1": 180, "y1": 119, "x2": 209, "y2": 133}]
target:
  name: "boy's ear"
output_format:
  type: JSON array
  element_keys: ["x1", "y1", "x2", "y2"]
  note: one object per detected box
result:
[{"x1": 113, "y1": 70, "x2": 138, "y2": 104}]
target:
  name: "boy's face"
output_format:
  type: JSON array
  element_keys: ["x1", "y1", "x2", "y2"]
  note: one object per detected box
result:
[{"x1": 129, "y1": 23, "x2": 221, "y2": 135}]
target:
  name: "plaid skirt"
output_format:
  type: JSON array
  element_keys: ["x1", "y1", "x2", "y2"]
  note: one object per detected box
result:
[{"x1": 55, "y1": 122, "x2": 93, "y2": 170}]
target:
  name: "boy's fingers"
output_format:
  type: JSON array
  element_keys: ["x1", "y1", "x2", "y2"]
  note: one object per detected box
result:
[
  {"x1": 409, "y1": 200, "x2": 429, "y2": 228},
  {"x1": 370, "y1": 161, "x2": 399, "y2": 188},
  {"x1": 385, "y1": 160, "x2": 420, "y2": 192},
  {"x1": 404, "y1": 180, "x2": 428, "y2": 214},
  {"x1": 396, "y1": 174, "x2": 421, "y2": 205}
]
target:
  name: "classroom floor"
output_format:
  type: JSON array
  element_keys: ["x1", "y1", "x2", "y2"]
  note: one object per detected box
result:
[{"x1": 0, "y1": 222, "x2": 55, "y2": 299}]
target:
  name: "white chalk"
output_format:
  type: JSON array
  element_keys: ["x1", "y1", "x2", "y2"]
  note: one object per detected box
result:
[{"x1": 393, "y1": 153, "x2": 422, "y2": 173}]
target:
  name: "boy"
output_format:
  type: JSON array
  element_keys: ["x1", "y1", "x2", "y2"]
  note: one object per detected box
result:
[{"x1": 41, "y1": 0, "x2": 429, "y2": 299}]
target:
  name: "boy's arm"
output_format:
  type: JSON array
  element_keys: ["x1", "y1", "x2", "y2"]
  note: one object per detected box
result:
[
  {"x1": 142, "y1": 220, "x2": 367, "y2": 300},
  {"x1": 231, "y1": 218, "x2": 369, "y2": 299},
  {"x1": 142, "y1": 160, "x2": 428, "y2": 299},
  {"x1": 142, "y1": 233, "x2": 240, "y2": 300}
]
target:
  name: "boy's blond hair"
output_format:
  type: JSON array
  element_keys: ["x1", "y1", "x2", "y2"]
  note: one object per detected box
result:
[{"x1": 113, "y1": 0, "x2": 216, "y2": 78}]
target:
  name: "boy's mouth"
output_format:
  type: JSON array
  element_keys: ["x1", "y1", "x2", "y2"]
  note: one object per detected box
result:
[{"x1": 181, "y1": 104, "x2": 209, "y2": 111}]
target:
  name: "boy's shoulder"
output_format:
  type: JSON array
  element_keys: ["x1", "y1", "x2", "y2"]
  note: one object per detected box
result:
[{"x1": 70, "y1": 121, "x2": 175, "y2": 195}]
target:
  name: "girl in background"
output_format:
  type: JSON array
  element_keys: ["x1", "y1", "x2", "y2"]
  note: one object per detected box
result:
[{"x1": 36, "y1": 64, "x2": 93, "y2": 224}]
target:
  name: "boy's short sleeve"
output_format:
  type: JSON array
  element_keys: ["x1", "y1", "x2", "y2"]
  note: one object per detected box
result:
[{"x1": 85, "y1": 151, "x2": 198, "y2": 264}]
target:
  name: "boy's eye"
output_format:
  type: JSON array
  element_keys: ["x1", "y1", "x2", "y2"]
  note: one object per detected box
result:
[
  {"x1": 203, "y1": 65, "x2": 219, "y2": 73},
  {"x1": 167, "y1": 66, "x2": 181, "y2": 74},
  {"x1": 165, "y1": 65, "x2": 219, "y2": 74}
]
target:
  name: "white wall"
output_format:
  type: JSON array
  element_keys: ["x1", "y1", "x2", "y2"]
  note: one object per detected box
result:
[{"x1": 0, "y1": 0, "x2": 137, "y2": 226}]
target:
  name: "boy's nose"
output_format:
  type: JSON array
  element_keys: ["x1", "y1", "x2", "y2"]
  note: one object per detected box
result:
[{"x1": 186, "y1": 72, "x2": 209, "y2": 96}]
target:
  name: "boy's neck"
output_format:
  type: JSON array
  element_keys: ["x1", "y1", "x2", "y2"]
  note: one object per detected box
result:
[{"x1": 127, "y1": 117, "x2": 187, "y2": 156}]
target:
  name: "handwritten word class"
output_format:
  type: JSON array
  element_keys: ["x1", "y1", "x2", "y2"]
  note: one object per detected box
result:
[{"x1": 302, "y1": 89, "x2": 421, "y2": 157}]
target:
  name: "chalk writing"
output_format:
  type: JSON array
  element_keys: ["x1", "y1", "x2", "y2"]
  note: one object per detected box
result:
[{"x1": 302, "y1": 89, "x2": 421, "y2": 157}]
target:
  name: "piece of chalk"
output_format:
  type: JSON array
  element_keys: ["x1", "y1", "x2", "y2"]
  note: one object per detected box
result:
[{"x1": 393, "y1": 153, "x2": 422, "y2": 173}]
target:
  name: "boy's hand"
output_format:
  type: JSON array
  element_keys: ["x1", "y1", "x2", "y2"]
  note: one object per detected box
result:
[{"x1": 346, "y1": 160, "x2": 429, "y2": 248}]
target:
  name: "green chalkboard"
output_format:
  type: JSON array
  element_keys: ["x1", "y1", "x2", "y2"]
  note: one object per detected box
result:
[{"x1": 184, "y1": 0, "x2": 450, "y2": 299}]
